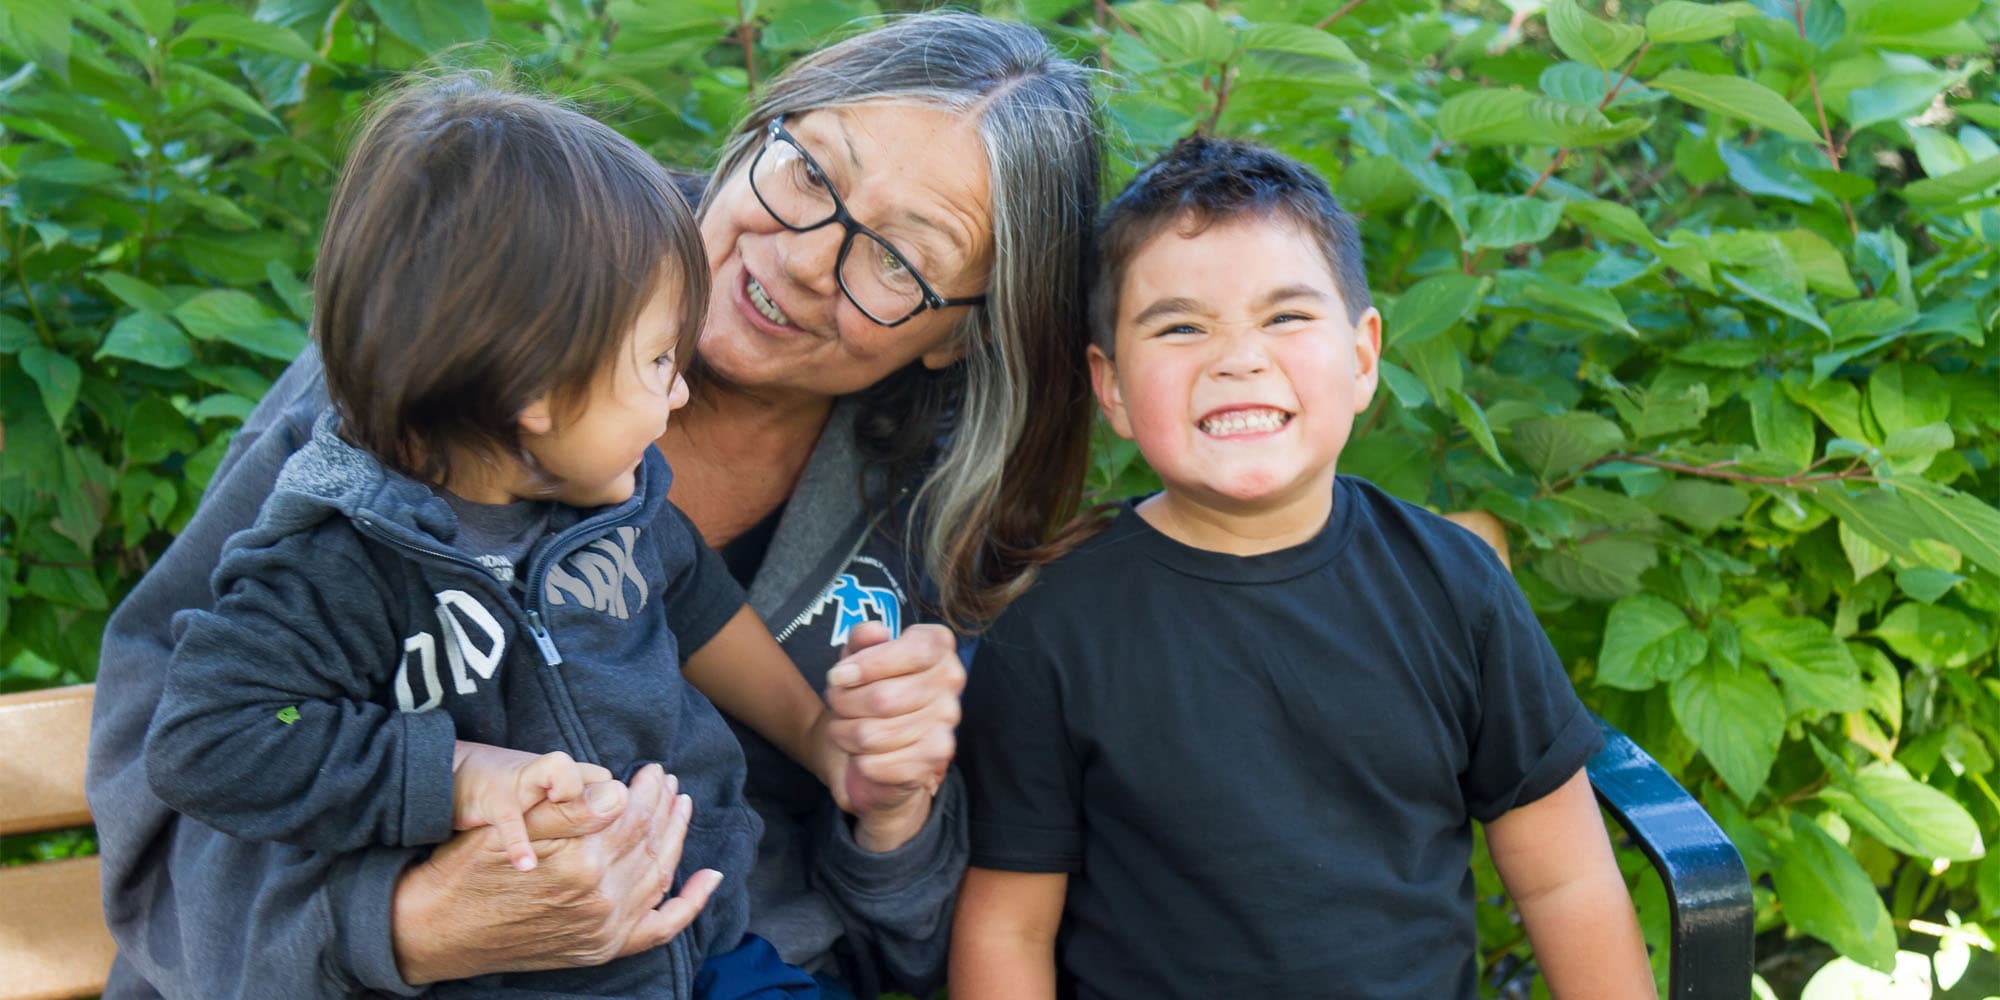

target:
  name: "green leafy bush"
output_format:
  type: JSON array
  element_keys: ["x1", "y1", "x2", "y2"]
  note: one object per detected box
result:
[{"x1": 3, "y1": 0, "x2": 1998, "y2": 995}]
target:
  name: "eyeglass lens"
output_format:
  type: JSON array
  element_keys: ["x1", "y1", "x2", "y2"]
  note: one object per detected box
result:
[{"x1": 751, "y1": 133, "x2": 939, "y2": 324}]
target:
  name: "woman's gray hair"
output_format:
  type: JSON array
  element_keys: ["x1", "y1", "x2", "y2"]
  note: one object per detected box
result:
[{"x1": 707, "y1": 11, "x2": 1103, "y2": 628}]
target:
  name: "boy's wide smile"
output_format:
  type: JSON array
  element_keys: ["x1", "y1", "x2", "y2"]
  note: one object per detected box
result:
[{"x1": 1197, "y1": 404, "x2": 1293, "y2": 438}]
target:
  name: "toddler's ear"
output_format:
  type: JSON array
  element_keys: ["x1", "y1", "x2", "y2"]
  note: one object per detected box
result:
[
  {"x1": 518, "y1": 395, "x2": 555, "y2": 436},
  {"x1": 1086, "y1": 345, "x2": 1135, "y2": 441}
]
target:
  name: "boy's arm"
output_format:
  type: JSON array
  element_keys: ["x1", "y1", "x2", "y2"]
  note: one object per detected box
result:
[
  {"x1": 144, "y1": 540, "x2": 457, "y2": 854},
  {"x1": 949, "y1": 866, "x2": 1067, "y2": 1000},
  {"x1": 1486, "y1": 768, "x2": 1657, "y2": 1000}
]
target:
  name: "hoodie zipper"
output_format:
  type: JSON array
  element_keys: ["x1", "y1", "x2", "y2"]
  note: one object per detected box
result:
[{"x1": 353, "y1": 500, "x2": 643, "y2": 762}]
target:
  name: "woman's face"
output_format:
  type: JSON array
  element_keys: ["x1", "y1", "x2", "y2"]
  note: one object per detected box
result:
[{"x1": 698, "y1": 102, "x2": 995, "y2": 400}]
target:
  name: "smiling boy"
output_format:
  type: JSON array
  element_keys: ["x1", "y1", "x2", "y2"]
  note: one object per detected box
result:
[{"x1": 949, "y1": 137, "x2": 1655, "y2": 999}]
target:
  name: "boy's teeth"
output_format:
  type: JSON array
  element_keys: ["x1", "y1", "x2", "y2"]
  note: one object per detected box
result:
[
  {"x1": 1200, "y1": 409, "x2": 1289, "y2": 436},
  {"x1": 747, "y1": 276, "x2": 792, "y2": 326}
]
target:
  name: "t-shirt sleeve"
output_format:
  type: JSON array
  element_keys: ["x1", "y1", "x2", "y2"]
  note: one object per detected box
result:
[
  {"x1": 660, "y1": 502, "x2": 748, "y2": 653},
  {"x1": 1460, "y1": 565, "x2": 1603, "y2": 822},
  {"x1": 959, "y1": 619, "x2": 1085, "y2": 873}
]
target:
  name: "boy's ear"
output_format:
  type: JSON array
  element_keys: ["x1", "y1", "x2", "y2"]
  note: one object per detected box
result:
[
  {"x1": 518, "y1": 395, "x2": 555, "y2": 436},
  {"x1": 1086, "y1": 344, "x2": 1135, "y2": 440},
  {"x1": 1350, "y1": 306, "x2": 1383, "y2": 412}
]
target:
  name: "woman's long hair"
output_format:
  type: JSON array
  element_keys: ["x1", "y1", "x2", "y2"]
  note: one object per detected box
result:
[{"x1": 700, "y1": 12, "x2": 1104, "y2": 630}]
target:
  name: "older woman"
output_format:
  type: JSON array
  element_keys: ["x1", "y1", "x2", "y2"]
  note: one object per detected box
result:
[{"x1": 84, "y1": 13, "x2": 1100, "y2": 998}]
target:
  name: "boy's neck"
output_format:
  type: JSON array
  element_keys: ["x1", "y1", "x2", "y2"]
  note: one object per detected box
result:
[
  {"x1": 436, "y1": 448, "x2": 534, "y2": 507},
  {"x1": 1136, "y1": 472, "x2": 1337, "y2": 556}
]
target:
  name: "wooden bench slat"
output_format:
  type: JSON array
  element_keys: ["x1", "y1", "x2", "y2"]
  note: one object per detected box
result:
[
  {"x1": 0, "y1": 856, "x2": 116, "y2": 1000},
  {"x1": 0, "y1": 686, "x2": 95, "y2": 837}
]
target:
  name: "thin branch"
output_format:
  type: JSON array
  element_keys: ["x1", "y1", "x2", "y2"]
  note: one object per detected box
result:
[
  {"x1": 1793, "y1": 0, "x2": 1857, "y2": 235},
  {"x1": 12, "y1": 222, "x2": 53, "y2": 345},
  {"x1": 1315, "y1": 0, "x2": 1367, "y2": 31},
  {"x1": 1545, "y1": 452, "x2": 1875, "y2": 495},
  {"x1": 736, "y1": 6, "x2": 758, "y2": 93},
  {"x1": 1201, "y1": 62, "x2": 1235, "y2": 135}
]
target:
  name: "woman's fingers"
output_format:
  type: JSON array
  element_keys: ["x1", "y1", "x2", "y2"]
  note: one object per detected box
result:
[
  {"x1": 824, "y1": 623, "x2": 960, "y2": 689},
  {"x1": 630, "y1": 869, "x2": 723, "y2": 952}
]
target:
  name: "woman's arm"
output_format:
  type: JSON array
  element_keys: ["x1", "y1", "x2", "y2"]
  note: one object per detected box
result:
[
  {"x1": 682, "y1": 610, "x2": 966, "y2": 850},
  {"x1": 1486, "y1": 768, "x2": 1657, "y2": 1000},
  {"x1": 949, "y1": 867, "x2": 1067, "y2": 1000}
]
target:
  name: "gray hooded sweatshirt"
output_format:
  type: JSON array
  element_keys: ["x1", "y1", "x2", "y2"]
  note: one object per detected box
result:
[
  {"x1": 143, "y1": 414, "x2": 758, "y2": 998},
  {"x1": 87, "y1": 348, "x2": 967, "y2": 999}
]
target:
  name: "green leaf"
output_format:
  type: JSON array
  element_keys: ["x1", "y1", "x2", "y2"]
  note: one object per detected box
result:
[
  {"x1": 1463, "y1": 195, "x2": 1563, "y2": 250},
  {"x1": 173, "y1": 290, "x2": 307, "y2": 362},
  {"x1": 1650, "y1": 69, "x2": 1820, "y2": 143},
  {"x1": 1444, "y1": 389, "x2": 1510, "y2": 473},
  {"x1": 2, "y1": 2, "x2": 73, "y2": 82},
  {"x1": 1510, "y1": 411, "x2": 1627, "y2": 479},
  {"x1": 0, "y1": 316, "x2": 36, "y2": 354},
  {"x1": 1645, "y1": 1, "x2": 1756, "y2": 43},
  {"x1": 94, "y1": 272, "x2": 178, "y2": 315},
  {"x1": 1540, "y1": 535, "x2": 1657, "y2": 601},
  {"x1": 97, "y1": 311, "x2": 193, "y2": 370},
  {"x1": 18, "y1": 345, "x2": 82, "y2": 427},
  {"x1": 1771, "y1": 814, "x2": 1899, "y2": 972},
  {"x1": 1376, "y1": 361, "x2": 1430, "y2": 409},
  {"x1": 1113, "y1": 1, "x2": 1233, "y2": 65},
  {"x1": 1236, "y1": 23, "x2": 1363, "y2": 85},
  {"x1": 1840, "y1": 521, "x2": 1891, "y2": 582},
  {"x1": 25, "y1": 564, "x2": 108, "y2": 610},
  {"x1": 1893, "y1": 567, "x2": 1960, "y2": 603},
  {"x1": 1737, "y1": 611, "x2": 1865, "y2": 714},
  {"x1": 1385, "y1": 274, "x2": 1485, "y2": 349},
  {"x1": 1669, "y1": 657, "x2": 1784, "y2": 802},
  {"x1": 1598, "y1": 593, "x2": 1707, "y2": 690},
  {"x1": 1546, "y1": 0, "x2": 1647, "y2": 71},
  {"x1": 162, "y1": 63, "x2": 284, "y2": 130},
  {"x1": 1650, "y1": 479, "x2": 1749, "y2": 533},
  {"x1": 177, "y1": 12, "x2": 325, "y2": 64},
  {"x1": 1867, "y1": 363, "x2": 1949, "y2": 437},
  {"x1": 1495, "y1": 270, "x2": 1636, "y2": 335},
  {"x1": 1821, "y1": 763, "x2": 1986, "y2": 861},
  {"x1": 123, "y1": 395, "x2": 197, "y2": 464},
  {"x1": 1393, "y1": 335, "x2": 1463, "y2": 402},
  {"x1": 364, "y1": 0, "x2": 492, "y2": 51},
  {"x1": 1899, "y1": 147, "x2": 2000, "y2": 205},
  {"x1": 1775, "y1": 229, "x2": 1860, "y2": 298},
  {"x1": 1874, "y1": 603, "x2": 1991, "y2": 669},
  {"x1": 1846, "y1": 59, "x2": 1983, "y2": 131},
  {"x1": 1836, "y1": 0, "x2": 1980, "y2": 35},
  {"x1": 1898, "y1": 482, "x2": 2000, "y2": 577},
  {"x1": 1748, "y1": 381, "x2": 1816, "y2": 467},
  {"x1": 1436, "y1": 89, "x2": 1541, "y2": 146},
  {"x1": 277, "y1": 705, "x2": 300, "y2": 725}
]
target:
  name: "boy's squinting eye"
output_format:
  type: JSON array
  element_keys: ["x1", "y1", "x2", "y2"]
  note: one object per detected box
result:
[
  {"x1": 1153, "y1": 322, "x2": 1202, "y2": 338},
  {"x1": 1268, "y1": 311, "x2": 1311, "y2": 325}
]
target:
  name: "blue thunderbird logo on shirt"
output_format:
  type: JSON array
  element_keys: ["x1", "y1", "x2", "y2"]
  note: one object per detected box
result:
[{"x1": 818, "y1": 573, "x2": 902, "y2": 647}]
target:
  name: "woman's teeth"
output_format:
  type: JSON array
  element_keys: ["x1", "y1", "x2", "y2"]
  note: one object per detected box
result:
[
  {"x1": 747, "y1": 276, "x2": 793, "y2": 326},
  {"x1": 1200, "y1": 409, "x2": 1290, "y2": 436}
]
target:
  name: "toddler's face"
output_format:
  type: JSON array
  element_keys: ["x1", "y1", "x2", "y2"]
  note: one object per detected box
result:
[
  {"x1": 521, "y1": 276, "x2": 691, "y2": 508},
  {"x1": 1089, "y1": 215, "x2": 1380, "y2": 522}
]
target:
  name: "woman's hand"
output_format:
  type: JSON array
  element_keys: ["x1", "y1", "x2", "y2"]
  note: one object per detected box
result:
[
  {"x1": 822, "y1": 622, "x2": 965, "y2": 851},
  {"x1": 390, "y1": 764, "x2": 722, "y2": 984}
]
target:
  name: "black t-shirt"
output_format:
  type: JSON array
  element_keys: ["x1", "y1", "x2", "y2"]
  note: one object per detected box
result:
[{"x1": 959, "y1": 476, "x2": 1601, "y2": 1000}]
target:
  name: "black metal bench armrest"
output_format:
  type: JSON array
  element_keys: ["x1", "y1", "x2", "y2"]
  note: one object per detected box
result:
[{"x1": 1585, "y1": 714, "x2": 1754, "y2": 1000}]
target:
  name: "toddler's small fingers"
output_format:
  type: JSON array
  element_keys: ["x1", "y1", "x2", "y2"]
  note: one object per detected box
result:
[{"x1": 495, "y1": 813, "x2": 537, "y2": 872}]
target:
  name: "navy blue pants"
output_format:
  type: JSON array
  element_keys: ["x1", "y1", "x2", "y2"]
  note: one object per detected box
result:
[{"x1": 694, "y1": 935, "x2": 822, "y2": 1000}]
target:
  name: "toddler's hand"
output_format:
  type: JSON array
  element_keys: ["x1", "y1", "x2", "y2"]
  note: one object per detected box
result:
[{"x1": 451, "y1": 741, "x2": 612, "y2": 872}]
